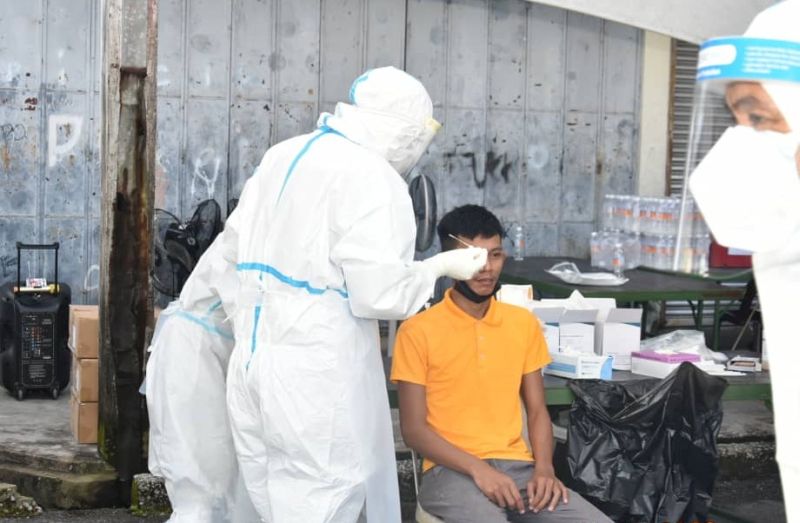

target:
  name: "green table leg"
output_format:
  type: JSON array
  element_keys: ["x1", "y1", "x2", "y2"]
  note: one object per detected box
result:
[
  {"x1": 713, "y1": 300, "x2": 721, "y2": 352},
  {"x1": 695, "y1": 300, "x2": 704, "y2": 330}
]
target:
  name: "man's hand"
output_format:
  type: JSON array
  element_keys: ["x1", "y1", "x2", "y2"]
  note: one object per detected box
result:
[
  {"x1": 470, "y1": 461, "x2": 525, "y2": 513},
  {"x1": 526, "y1": 467, "x2": 569, "y2": 513}
]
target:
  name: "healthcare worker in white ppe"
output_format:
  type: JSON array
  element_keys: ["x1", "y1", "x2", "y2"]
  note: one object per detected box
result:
[
  {"x1": 218, "y1": 66, "x2": 488, "y2": 522},
  {"x1": 676, "y1": 1, "x2": 800, "y2": 519},
  {"x1": 145, "y1": 238, "x2": 259, "y2": 522}
]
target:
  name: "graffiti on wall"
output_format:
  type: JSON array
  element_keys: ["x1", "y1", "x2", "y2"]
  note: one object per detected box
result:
[
  {"x1": 445, "y1": 148, "x2": 518, "y2": 189},
  {"x1": 47, "y1": 114, "x2": 83, "y2": 167},
  {"x1": 1, "y1": 123, "x2": 26, "y2": 143},
  {"x1": 0, "y1": 255, "x2": 16, "y2": 279},
  {"x1": 191, "y1": 148, "x2": 222, "y2": 200}
]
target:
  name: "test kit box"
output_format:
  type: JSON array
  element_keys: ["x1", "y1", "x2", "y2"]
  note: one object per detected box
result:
[
  {"x1": 544, "y1": 352, "x2": 613, "y2": 380},
  {"x1": 596, "y1": 308, "x2": 643, "y2": 370},
  {"x1": 530, "y1": 306, "x2": 563, "y2": 353},
  {"x1": 70, "y1": 392, "x2": 98, "y2": 444},
  {"x1": 630, "y1": 351, "x2": 700, "y2": 379},
  {"x1": 69, "y1": 306, "x2": 99, "y2": 359},
  {"x1": 557, "y1": 309, "x2": 597, "y2": 354},
  {"x1": 71, "y1": 354, "x2": 99, "y2": 402}
]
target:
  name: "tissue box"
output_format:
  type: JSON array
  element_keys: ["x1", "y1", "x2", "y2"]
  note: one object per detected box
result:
[
  {"x1": 596, "y1": 308, "x2": 643, "y2": 370},
  {"x1": 558, "y1": 309, "x2": 597, "y2": 354},
  {"x1": 544, "y1": 352, "x2": 613, "y2": 380},
  {"x1": 531, "y1": 306, "x2": 563, "y2": 353},
  {"x1": 631, "y1": 351, "x2": 701, "y2": 378}
]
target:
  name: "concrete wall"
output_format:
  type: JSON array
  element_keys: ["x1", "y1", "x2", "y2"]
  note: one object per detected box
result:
[{"x1": 0, "y1": 0, "x2": 643, "y2": 302}]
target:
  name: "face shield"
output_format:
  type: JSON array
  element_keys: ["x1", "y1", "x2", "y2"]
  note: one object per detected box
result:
[{"x1": 674, "y1": 35, "x2": 800, "y2": 272}]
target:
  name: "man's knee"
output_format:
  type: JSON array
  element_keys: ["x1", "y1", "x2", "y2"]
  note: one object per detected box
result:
[
  {"x1": 418, "y1": 466, "x2": 508, "y2": 523},
  {"x1": 529, "y1": 489, "x2": 611, "y2": 523}
]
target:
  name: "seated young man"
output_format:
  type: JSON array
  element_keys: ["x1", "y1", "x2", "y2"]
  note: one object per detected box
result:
[{"x1": 391, "y1": 205, "x2": 610, "y2": 523}]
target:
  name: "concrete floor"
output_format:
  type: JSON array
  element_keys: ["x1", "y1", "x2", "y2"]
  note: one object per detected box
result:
[
  {"x1": 0, "y1": 389, "x2": 107, "y2": 473},
  {"x1": 0, "y1": 332, "x2": 787, "y2": 522}
]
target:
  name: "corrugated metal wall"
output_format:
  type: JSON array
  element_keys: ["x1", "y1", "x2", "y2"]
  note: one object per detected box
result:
[
  {"x1": 0, "y1": 0, "x2": 643, "y2": 303},
  {"x1": 0, "y1": 0, "x2": 102, "y2": 304}
]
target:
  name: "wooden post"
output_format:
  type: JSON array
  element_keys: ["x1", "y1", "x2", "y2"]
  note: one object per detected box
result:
[{"x1": 98, "y1": 0, "x2": 158, "y2": 504}]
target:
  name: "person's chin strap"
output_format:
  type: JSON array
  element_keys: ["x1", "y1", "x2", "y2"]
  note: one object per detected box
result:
[{"x1": 453, "y1": 280, "x2": 500, "y2": 304}]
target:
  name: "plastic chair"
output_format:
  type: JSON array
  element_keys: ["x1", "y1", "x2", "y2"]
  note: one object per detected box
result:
[{"x1": 411, "y1": 450, "x2": 445, "y2": 523}]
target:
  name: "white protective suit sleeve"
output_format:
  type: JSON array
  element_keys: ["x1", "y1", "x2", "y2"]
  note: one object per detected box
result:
[{"x1": 330, "y1": 183, "x2": 440, "y2": 320}]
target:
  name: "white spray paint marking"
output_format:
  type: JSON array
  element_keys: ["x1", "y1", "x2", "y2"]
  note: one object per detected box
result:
[
  {"x1": 3, "y1": 61, "x2": 21, "y2": 83},
  {"x1": 157, "y1": 64, "x2": 171, "y2": 87},
  {"x1": 83, "y1": 264, "x2": 99, "y2": 292},
  {"x1": 191, "y1": 148, "x2": 221, "y2": 200},
  {"x1": 527, "y1": 143, "x2": 550, "y2": 170},
  {"x1": 48, "y1": 114, "x2": 83, "y2": 167}
]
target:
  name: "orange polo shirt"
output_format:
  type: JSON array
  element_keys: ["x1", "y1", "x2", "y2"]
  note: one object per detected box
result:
[{"x1": 391, "y1": 290, "x2": 551, "y2": 470}]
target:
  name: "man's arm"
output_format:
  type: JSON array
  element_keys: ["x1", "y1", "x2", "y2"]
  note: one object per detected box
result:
[
  {"x1": 397, "y1": 381, "x2": 525, "y2": 513},
  {"x1": 521, "y1": 371, "x2": 569, "y2": 513}
]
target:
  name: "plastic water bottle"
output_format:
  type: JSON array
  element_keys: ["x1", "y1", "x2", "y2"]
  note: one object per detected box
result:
[
  {"x1": 612, "y1": 241, "x2": 625, "y2": 277},
  {"x1": 513, "y1": 225, "x2": 524, "y2": 261}
]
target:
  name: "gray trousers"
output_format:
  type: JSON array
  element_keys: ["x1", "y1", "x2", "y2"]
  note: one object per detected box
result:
[{"x1": 418, "y1": 459, "x2": 612, "y2": 523}]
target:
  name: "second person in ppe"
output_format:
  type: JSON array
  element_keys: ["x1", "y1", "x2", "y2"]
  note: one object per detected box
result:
[
  {"x1": 679, "y1": 1, "x2": 800, "y2": 519},
  {"x1": 145, "y1": 238, "x2": 258, "y2": 522},
  {"x1": 218, "y1": 66, "x2": 488, "y2": 522}
]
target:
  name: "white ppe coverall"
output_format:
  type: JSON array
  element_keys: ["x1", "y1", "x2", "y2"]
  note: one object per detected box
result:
[
  {"x1": 687, "y1": 1, "x2": 800, "y2": 519},
  {"x1": 219, "y1": 66, "x2": 470, "y2": 522},
  {"x1": 145, "y1": 239, "x2": 258, "y2": 522},
  {"x1": 745, "y1": 3, "x2": 800, "y2": 519}
]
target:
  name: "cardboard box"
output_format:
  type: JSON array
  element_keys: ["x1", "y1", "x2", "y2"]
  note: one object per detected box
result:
[
  {"x1": 595, "y1": 308, "x2": 643, "y2": 370},
  {"x1": 70, "y1": 393, "x2": 98, "y2": 444},
  {"x1": 531, "y1": 306, "x2": 563, "y2": 353},
  {"x1": 557, "y1": 309, "x2": 597, "y2": 354},
  {"x1": 69, "y1": 306, "x2": 99, "y2": 359},
  {"x1": 71, "y1": 354, "x2": 99, "y2": 402},
  {"x1": 69, "y1": 304, "x2": 96, "y2": 327},
  {"x1": 544, "y1": 351, "x2": 613, "y2": 380}
]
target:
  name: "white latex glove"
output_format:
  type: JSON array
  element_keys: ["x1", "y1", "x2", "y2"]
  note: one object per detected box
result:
[{"x1": 422, "y1": 247, "x2": 488, "y2": 281}]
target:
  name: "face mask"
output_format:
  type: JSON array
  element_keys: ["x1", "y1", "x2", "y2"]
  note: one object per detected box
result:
[
  {"x1": 453, "y1": 280, "x2": 500, "y2": 304},
  {"x1": 689, "y1": 125, "x2": 800, "y2": 253}
]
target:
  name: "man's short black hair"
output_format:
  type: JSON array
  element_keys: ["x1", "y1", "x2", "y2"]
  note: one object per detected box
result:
[{"x1": 437, "y1": 204, "x2": 505, "y2": 251}]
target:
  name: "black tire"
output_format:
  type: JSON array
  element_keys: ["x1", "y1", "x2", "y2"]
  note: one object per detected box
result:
[
  {"x1": 15, "y1": 387, "x2": 23, "y2": 401},
  {"x1": 51, "y1": 387, "x2": 59, "y2": 400}
]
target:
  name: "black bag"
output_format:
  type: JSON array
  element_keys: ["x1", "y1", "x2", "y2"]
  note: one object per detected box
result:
[{"x1": 566, "y1": 363, "x2": 728, "y2": 523}]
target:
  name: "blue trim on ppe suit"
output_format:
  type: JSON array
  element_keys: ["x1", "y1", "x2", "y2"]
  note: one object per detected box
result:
[
  {"x1": 348, "y1": 70, "x2": 371, "y2": 104},
  {"x1": 236, "y1": 262, "x2": 348, "y2": 298},
  {"x1": 174, "y1": 310, "x2": 234, "y2": 341},
  {"x1": 276, "y1": 127, "x2": 349, "y2": 204}
]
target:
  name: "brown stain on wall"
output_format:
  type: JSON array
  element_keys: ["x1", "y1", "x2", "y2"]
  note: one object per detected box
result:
[{"x1": 1, "y1": 145, "x2": 10, "y2": 171}]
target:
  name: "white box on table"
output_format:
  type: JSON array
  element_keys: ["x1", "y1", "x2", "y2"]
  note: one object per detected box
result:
[
  {"x1": 595, "y1": 308, "x2": 643, "y2": 370},
  {"x1": 558, "y1": 309, "x2": 597, "y2": 354},
  {"x1": 530, "y1": 306, "x2": 563, "y2": 353}
]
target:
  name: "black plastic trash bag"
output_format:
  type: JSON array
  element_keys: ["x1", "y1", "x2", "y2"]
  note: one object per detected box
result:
[{"x1": 566, "y1": 362, "x2": 728, "y2": 523}]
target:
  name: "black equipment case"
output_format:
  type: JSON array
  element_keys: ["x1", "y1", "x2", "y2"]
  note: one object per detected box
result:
[{"x1": 0, "y1": 242, "x2": 71, "y2": 400}]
